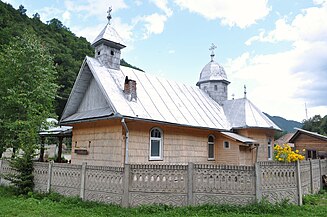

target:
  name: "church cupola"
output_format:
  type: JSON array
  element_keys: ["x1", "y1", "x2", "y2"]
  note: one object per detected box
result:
[
  {"x1": 91, "y1": 7, "x2": 126, "y2": 70},
  {"x1": 196, "y1": 43, "x2": 230, "y2": 105}
]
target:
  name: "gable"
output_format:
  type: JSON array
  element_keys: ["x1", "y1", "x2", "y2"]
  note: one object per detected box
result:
[
  {"x1": 60, "y1": 59, "x2": 114, "y2": 123},
  {"x1": 293, "y1": 133, "x2": 327, "y2": 145},
  {"x1": 78, "y1": 78, "x2": 109, "y2": 112}
]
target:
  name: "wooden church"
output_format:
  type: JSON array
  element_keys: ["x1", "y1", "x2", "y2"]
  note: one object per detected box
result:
[{"x1": 60, "y1": 12, "x2": 280, "y2": 167}]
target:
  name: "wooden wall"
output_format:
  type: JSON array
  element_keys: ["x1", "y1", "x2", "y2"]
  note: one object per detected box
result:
[
  {"x1": 236, "y1": 128, "x2": 275, "y2": 162},
  {"x1": 293, "y1": 134, "x2": 327, "y2": 157},
  {"x1": 70, "y1": 119, "x2": 272, "y2": 166},
  {"x1": 71, "y1": 119, "x2": 123, "y2": 166}
]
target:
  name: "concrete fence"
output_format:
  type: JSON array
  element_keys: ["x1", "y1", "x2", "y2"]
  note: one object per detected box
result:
[{"x1": 0, "y1": 159, "x2": 326, "y2": 207}]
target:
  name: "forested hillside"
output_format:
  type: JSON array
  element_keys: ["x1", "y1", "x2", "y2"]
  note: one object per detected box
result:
[
  {"x1": 264, "y1": 113, "x2": 303, "y2": 133},
  {"x1": 0, "y1": 1, "x2": 142, "y2": 118}
]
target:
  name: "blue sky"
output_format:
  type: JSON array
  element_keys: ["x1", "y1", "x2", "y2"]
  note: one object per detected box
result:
[{"x1": 4, "y1": 0, "x2": 327, "y2": 121}]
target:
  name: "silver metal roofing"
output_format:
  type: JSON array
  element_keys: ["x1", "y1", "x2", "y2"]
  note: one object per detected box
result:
[
  {"x1": 61, "y1": 57, "x2": 231, "y2": 130},
  {"x1": 92, "y1": 23, "x2": 126, "y2": 48},
  {"x1": 221, "y1": 132, "x2": 258, "y2": 144},
  {"x1": 39, "y1": 126, "x2": 72, "y2": 137},
  {"x1": 223, "y1": 98, "x2": 281, "y2": 130},
  {"x1": 197, "y1": 60, "x2": 229, "y2": 85}
]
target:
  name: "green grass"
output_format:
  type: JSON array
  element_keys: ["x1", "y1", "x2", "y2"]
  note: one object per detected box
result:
[{"x1": 0, "y1": 186, "x2": 326, "y2": 217}]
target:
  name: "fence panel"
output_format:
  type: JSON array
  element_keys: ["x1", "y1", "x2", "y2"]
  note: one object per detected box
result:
[
  {"x1": 260, "y1": 161, "x2": 298, "y2": 204},
  {"x1": 129, "y1": 164, "x2": 188, "y2": 206},
  {"x1": 51, "y1": 163, "x2": 81, "y2": 196},
  {"x1": 300, "y1": 161, "x2": 311, "y2": 195},
  {"x1": 33, "y1": 162, "x2": 49, "y2": 192},
  {"x1": 0, "y1": 160, "x2": 16, "y2": 186},
  {"x1": 311, "y1": 160, "x2": 321, "y2": 193},
  {"x1": 84, "y1": 165, "x2": 124, "y2": 205},
  {"x1": 193, "y1": 164, "x2": 255, "y2": 205}
]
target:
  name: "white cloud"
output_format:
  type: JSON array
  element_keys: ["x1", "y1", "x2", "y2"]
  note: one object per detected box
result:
[
  {"x1": 38, "y1": 7, "x2": 63, "y2": 23},
  {"x1": 247, "y1": 1, "x2": 327, "y2": 45},
  {"x1": 137, "y1": 13, "x2": 168, "y2": 39},
  {"x1": 228, "y1": 1, "x2": 327, "y2": 120},
  {"x1": 62, "y1": 11, "x2": 71, "y2": 23},
  {"x1": 64, "y1": 0, "x2": 127, "y2": 20},
  {"x1": 174, "y1": 0, "x2": 270, "y2": 28},
  {"x1": 151, "y1": 0, "x2": 173, "y2": 17}
]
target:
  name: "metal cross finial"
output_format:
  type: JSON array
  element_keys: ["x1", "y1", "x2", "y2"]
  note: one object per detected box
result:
[
  {"x1": 107, "y1": 6, "x2": 112, "y2": 24},
  {"x1": 209, "y1": 43, "x2": 217, "y2": 61},
  {"x1": 244, "y1": 85, "x2": 247, "y2": 99},
  {"x1": 232, "y1": 93, "x2": 235, "y2": 100}
]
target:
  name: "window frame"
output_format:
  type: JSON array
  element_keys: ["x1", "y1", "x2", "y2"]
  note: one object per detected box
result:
[
  {"x1": 208, "y1": 135, "x2": 215, "y2": 160},
  {"x1": 223, "y1": 141, "x2": 230, "y2": 149},
  {"x1": 149, "y1": 127, "x2": 163, "y2": 161}
]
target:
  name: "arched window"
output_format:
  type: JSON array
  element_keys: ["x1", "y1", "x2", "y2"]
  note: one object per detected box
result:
[
  {"x1": 149, "y1": 128, "x2": 163, "y2": 160},
  {"x1": 208, "y1": 135, "x2": 215, "y2": 160}
]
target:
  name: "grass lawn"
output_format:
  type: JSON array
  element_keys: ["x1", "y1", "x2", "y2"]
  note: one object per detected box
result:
[{"x1": 0, "y1": 186, "x2": 326, "y2": 217}]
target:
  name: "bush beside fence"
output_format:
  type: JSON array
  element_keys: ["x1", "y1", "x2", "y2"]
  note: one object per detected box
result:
[{"x1": 0, "y1": 159, "x2": 326, "y2": 207}]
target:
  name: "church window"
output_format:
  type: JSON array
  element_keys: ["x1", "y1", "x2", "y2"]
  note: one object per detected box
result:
[
  {"x1": 223, "y1": 86, "x2": 226, "y2": 92},
  {"x1": 224, "y1": 141, "x2": 230, "y2": 149},
  {"x1": 268, "y1": 138, "x2": 272, "y2": 160},
  {"x1": 149, "y1": 128, "x2": 163, "y2": 160},
  {"x1": 110, "y1": 50, "x2": 114, "y2": 55},
  {"x1": 208, "y1": 135, "x2": 215, "y2": 160},
  {"x1": 98, "y1": 51, "x2": 101, "y2": 55},
  {"x1": 214, "y1": 85, "x2": 217, "y2": 91}
]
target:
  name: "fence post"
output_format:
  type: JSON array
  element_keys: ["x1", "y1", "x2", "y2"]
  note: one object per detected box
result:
[
  {"x1": 296, "y1": 160, "x2": 302, "y2": 206},
  {"x1": 0, "y1": 159, "x2": 2, "y2": 185},
  {"x1": 187, "y1": 162, "x2": 194, "y2": 206},
  {"x1": 122, "y1": 164, "x2": 130, "y2": 207},
  {"x1": 255, "y1": 162, "x2": 262, "y2": 202},
  {"x1": 80, "y1": 162, "x2": 87, "y2": 200},
  {"x1": 47, "y1": 161, "x2": 54, "y2": 193},
  {"x1": 319, "y1": 160, "x2": 323, "y2": 191}
]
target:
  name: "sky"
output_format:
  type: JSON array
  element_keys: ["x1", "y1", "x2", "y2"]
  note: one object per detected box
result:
[{"x1": 3, "y1": 0, "x2": 327, "y2": 122}]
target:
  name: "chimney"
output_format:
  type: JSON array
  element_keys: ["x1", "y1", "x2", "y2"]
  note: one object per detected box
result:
[{"x1": 124, "y1": 76, "x2": 137, "y2": 101}]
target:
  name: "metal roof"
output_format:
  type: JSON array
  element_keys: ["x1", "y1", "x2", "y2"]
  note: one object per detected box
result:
[
  {"x1": 39, "y1": 126, "x2": 72, "y2": 137},
  {"x1": 197, "y1": 60, "x2": 229, "y2": 85},
  {"x1": 221, "y1": 132, "x2": 258, "y2": 144},
  {"x1": 223, "y1": 98, "x2": 281, "y2": 130},
  {"x1": 61, "y1": 57, "x2": 231, "y2": 130},
  {"x1": 92, "y1": 23, "x2": 126, "y2": 48}
]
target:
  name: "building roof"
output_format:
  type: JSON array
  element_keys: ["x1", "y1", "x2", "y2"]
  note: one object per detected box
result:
[
  {"x1": 92, "y1": 23, "x2": 126, "y2": 49},
  {"x1": 221, "y1": 132, "x2": 258, "y2": 144},
  {"x1": 196, "y1": 60, "x2": 229, "y2": 86},
  {"x1": 60, "y1": 57, "x2": 231, "y2": 130},
  {"x1": 289, "y1": 128, "x2": 327, "y2": 143},
  {"x1": 39, "y1": 126, "x2": 72, "y2": 137},
  {"x1": 275, "y1": 133, "x2": 294, "y2": 145},
  {"x1": 223, "y1": 98, "x2": 281, "y2": 130}
]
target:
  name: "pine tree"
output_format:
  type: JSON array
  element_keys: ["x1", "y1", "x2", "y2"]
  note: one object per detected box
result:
[{"x1": 0, "y1": 32, "x2": 58, "y2": 194}]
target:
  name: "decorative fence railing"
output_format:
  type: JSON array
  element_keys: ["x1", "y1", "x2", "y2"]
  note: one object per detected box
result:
[{"x1": 0, "y1": 159, "x2": 326, "y2": 207}]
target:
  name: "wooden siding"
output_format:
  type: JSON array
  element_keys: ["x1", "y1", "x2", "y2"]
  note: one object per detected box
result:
[
  {"x1": 236, "y1": 128, "x2": 275, "y2": 162},
  {"x1": 71, "y1": 119, "x2": 123, "y2": 166},
  {"x1": 293, "y1": 134, "x2": 327, "y2": 157},
  {"x1": 69, "y1": 119, "x2": 271, "y2": 166}
]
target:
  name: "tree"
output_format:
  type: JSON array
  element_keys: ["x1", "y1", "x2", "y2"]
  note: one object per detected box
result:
[
  {"x1": 18, "y1": 5, "x2": 26, "y2": 15},
  {"x1": 0, "y1": 32, "x2": 58, "y2": 194},
  {"x1": 302, "y1": 114, "x2": 327, "y2": 136}
]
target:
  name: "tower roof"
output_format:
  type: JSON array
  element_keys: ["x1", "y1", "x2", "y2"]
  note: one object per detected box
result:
[
  {"x1": 196, "y1": 43, "x2": 229, "y2": 86},
  {"x1": 91, "y1": 7, "x2": 126, "y2": 49},
  {"x1": 92, "y1": 23, "x2": 126, "y2": 49},
  {"x1": 223, "y1": 98, "x2": 281, "y2": 130}
]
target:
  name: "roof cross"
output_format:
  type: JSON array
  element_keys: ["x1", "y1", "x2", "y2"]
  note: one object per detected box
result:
[
  {"x1": 107, "y1": 6, "x2": 112, "y2": 24},
  {"x1": 209, "y1": 43, "x2": 217, "y2": 61}
]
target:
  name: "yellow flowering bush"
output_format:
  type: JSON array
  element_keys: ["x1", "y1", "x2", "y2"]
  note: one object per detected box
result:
[{"x1": 274, "y1": 144, "x2": 305, "y2": 162}]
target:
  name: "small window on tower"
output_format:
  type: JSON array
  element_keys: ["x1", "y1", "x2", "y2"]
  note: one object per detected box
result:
[
  {"x1": 224, "y1": 86, "x2": 226, "y2": 92},
  {"x1": 98, "y1": 51, "x2": 101, "y2": 55},
  {"x1": 111, "y1": 50, "x2": 114, "y2": 55},
  {"x1": 214, "y1": 85, "x2": 217, "y2": 91}
]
